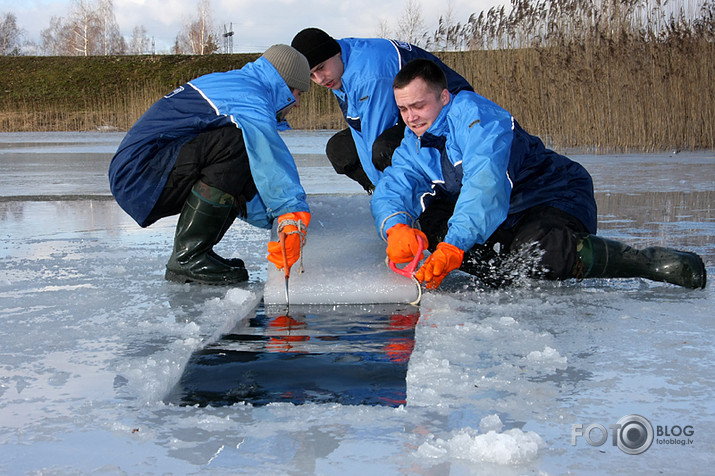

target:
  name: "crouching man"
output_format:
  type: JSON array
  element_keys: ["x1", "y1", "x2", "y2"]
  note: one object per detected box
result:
[
  {"x1": 109, "y1": 45, "x2": 312, "y2": 285},
  {"x1": 371, "y1": 59, "x2": 706, "y2": 290}
]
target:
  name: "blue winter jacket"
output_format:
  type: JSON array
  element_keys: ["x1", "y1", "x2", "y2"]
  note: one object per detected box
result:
[
  {"x1": 108, "y1": 57, "x2": 308, "y2": 229},
  {"x1": 371, "y1": 91, "x2": 597, "y2": 252},
  {"x1": 333, "y1": 38, "x2": 472, "y2": 185}
]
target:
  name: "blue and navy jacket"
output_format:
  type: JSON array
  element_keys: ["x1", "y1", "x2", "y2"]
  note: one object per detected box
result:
[
  {"x1": 108, "y1": 57, "x2": 308, "y2": 229},
  {"x1": 333, "y1": 38, "x2": 472, "y2": 185},
  {"x1": 371, "y1": 91, "x2": 597, "y2": 252}
]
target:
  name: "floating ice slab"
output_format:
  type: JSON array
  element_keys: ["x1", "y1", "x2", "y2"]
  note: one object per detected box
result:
[{"x1": 263, "y1": 195, "x2": 421, "y2": 305}]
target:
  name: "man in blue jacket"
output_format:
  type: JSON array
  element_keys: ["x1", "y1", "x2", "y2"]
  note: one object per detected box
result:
[
  {"x1": 291, "y1": 27, "x2": 472, "y2": 193},
  {"x1": 372, "y1": 59, "x2": 706, "y2": 289},
  {"x1": 109, "y1": 45, "x2": 312, "y2": 285}
]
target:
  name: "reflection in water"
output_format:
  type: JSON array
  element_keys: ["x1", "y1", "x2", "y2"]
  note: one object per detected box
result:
[
  {"x1": 595, "y1": 191, "x2": 714, "y2": 257},
  {"x1": 165, "y1": 302, "x2": 420, "y2": 407}
]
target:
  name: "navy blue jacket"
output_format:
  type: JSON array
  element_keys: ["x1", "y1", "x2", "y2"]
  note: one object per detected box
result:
[{"x1": 109, "y1": 57, "x2": 308, "y2": 229}]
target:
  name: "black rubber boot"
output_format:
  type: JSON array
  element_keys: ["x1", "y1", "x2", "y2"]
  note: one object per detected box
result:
[
  {"x1": 207, "y1": 251, "x2": 245, "y2": 269},
  {"x1": 576, "y1": 234, "x2": 706, "y2": 289},
  {"x1": 165, "y1": 186, "x2": 248, "y2": 285}
]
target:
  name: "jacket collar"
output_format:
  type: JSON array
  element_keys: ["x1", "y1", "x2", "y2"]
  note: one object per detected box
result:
[{"x1": 252, "y1": 56, "x2": 297, "y2": 115}]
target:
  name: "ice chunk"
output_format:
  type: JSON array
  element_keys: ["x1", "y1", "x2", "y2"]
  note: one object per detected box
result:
[
  {"x1": 417, "y1": 426, "x2": 544, "y2": 465},
  {"x1": 479, "y1": 414, "x2": 505, "y2": 433},
  {"x1": 525, "y1": 345, "x2": 568, "y2": 370},
  {"x1": 264, "y1": 195, "x2": 421, "y2": 305}
]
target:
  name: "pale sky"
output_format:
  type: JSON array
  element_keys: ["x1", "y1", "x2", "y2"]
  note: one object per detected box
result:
[{"x1": 2, "y1": 0, "x2": 511, "y2": 53}]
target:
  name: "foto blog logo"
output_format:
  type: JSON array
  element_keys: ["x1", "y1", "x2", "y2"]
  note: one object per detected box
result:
[
  {"x1": 571, "y1": 415, "x2": 695, "y2": 455},
  {"x1": 571, "y1": 414, "x2": 693, "y2": 455}
]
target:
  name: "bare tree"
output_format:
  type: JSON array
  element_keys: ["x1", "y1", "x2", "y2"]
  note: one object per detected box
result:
[
  {"x1": 40, "y1": 0, "x2": 124, "y2": 56},
  {"x1": 128, "y1": 25, "x2": 150, "y2": 54},
  {"x1": 375, "y1": 19, "x2": 392, "y2": 38},
  {"x1": 177, "y1": 0, "x2": 219, "y2": 55},
  {"x1": 395, "y1": 0, "x2": 429, "y2": 46},
  {"x1": 41, "y1": 16, "x2": 74, "y2": 55},
  {"x1": 96, "y1": 0, "x2": 125, "y2": 54},
  {"x1": 70, "y1": 0, "x2": 98, "y2": 56},
  {"x1": 0, "y1": 12, "x2": 24, "y2": 55}
]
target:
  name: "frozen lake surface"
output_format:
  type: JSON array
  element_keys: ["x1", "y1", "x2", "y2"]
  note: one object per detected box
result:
[{"x1": 0, "y1": 131, "x2": 713, "y2": 474}]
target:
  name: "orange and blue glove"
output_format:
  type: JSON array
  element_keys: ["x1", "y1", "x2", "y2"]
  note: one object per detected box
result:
[
  {"x1": 415, "y1": 242, "x2": 464, "y2": 289},
  {"x1": 267, "y1": 211, "x2": 311, "y2": 271},
  {"x1": 386, "y1": 223, "x2": 429, "y2": 264}
]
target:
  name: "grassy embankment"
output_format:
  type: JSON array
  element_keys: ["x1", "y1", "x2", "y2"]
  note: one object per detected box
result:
[{"x1": 0, "y1": 37, "x2": 712, "y2": 151}]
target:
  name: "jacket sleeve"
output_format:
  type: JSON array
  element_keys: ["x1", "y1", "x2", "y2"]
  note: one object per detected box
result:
[
  {"x1": 371, "y1": 145, "x2": 433, "y2": 240},
  {"x1": 228, "y1": 94, "x2": 309, "y2": 222},
  {"x1": 191, "y1": 67, "x2": 310, "y2": 225},
  {"x1": 347, "y1": 76, "x2": 401, "y2": 184},
  {"x1": 443, "y1": 103, "x2": 514, "y2": 251}
]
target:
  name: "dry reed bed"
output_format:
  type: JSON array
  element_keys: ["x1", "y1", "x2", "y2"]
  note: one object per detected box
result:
[
  {"x1": 1, "y1": 0, "x2": 713, "y2": 151},
  {"x1": 444, "y1": 39, "x2": 714, "y2": 151},
  {"x1": 2, "y1": 37, "x2": 711, "y2": 152}
]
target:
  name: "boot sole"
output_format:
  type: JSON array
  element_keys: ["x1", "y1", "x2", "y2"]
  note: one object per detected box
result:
[{"x1": 165, "y1": 268, "x2": 249, "y2": 285}]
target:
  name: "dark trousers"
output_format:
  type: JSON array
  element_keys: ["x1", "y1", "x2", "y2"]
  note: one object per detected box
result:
[
  {"x1": 325, "y1": 122, "x2": 406, "y2": 192},
  {"x1": 146, "y1": 126, "x2": 256, "y2": 223},
  {"x1": 418, "y1": 199, "x2": 589, "y2": 286}
]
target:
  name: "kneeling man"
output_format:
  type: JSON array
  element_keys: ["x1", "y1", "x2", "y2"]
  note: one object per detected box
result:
[{"x1": 371, "y1": 59, "x2": 706, "y2": 290}]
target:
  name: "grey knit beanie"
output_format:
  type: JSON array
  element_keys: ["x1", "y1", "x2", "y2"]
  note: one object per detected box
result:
[{"x1": 261, "y1": 44, "x2": 311, "y2": 92}]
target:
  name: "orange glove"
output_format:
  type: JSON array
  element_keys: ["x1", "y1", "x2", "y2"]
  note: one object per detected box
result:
[
  {"x1": 386, "y1": 224, "x2": 429, "y2": 264},
  {"x1": 415, "y1": 242, "x2": 464, "y2": 289},
  {"x1": 267, "y1": 211, "x2": 311, "y2": 270}
]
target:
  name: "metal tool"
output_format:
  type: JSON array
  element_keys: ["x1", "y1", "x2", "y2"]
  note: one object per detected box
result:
[
  {"x1": 387, "y1": 235, "x2": 426, "y2": 306},
  {"x1": 388, "y1": 235, "x2": 426, "y2": 279},
  {"x1": 279, "y1": 230, "x2": 290, "y2": 308}
]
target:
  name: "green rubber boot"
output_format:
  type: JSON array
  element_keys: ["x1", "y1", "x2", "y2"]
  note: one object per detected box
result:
[
  {"x1": 209, "y1": 205, "x2": 245, "y2": 269},
  {"x1": 576, "y1": 234, "x2": 706, "y2": 289},
  {"x1": 165, "y1": 184, "x2": 248, "y2": 285}
]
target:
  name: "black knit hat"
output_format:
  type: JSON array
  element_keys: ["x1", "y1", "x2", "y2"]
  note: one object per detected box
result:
[{"x1": 291, "y1": 28, "x2": 341, "y2": 69}]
